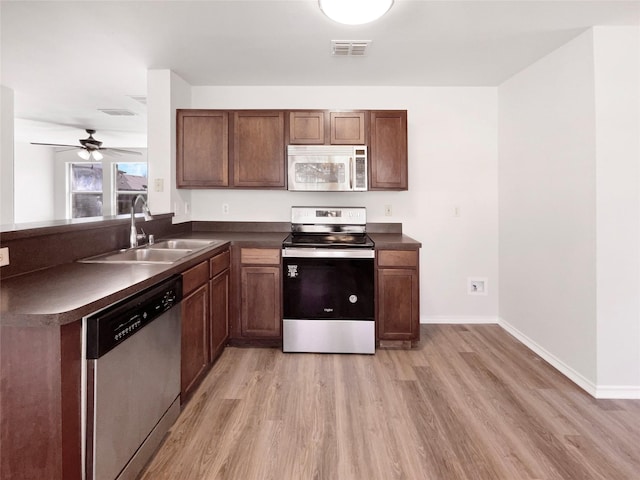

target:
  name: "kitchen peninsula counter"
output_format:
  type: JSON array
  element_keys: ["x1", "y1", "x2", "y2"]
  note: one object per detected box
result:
[{"x1": 0, "y1": 231, "x2": 289, "y2": 328}]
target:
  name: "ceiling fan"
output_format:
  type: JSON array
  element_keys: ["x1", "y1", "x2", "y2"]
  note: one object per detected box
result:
[{"x1": 31, "y1": 129, "x2": 142, "y2": 161}]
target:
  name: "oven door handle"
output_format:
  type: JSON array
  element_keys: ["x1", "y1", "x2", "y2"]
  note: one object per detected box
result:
[{"x1": 282, "y1": 248, "x2": 374, "y2": 259}]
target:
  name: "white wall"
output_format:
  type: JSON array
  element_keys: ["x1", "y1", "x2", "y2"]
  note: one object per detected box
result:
[
  {"x1": 499, "y1": 27, "x2": 640, "y2": 397},
  {"x1": 14, "y1": 143, "x2": 55, "y2": 222},
  {"x1": 593, "y1": 26, "x2": 640, "y2": 392},
  {"x1": 1, "y1": 85, "x2": 15, "y2": 225},
  {"x1": 189, "y1": 86, "x2": 499, "y2": 322},
  {"x1": 499, "y1": 30, "x2": 598, "y2": 388},
  {"x1": 147, "y1": 69, "x2": 192, "y2": 220}
]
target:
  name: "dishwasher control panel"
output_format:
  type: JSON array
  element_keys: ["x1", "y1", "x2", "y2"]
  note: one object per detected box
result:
[{"x1": 85, "y1": 276, "x2": 182, "y2": 359}]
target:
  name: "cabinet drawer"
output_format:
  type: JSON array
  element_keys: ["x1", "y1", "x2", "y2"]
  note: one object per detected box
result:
[
  {"x1": 210, "y1": 250, "x2": 230, "y2": 277},
  {"x1": 182, "y1": 261, "x2": 209, "y2": 295},
  {"x1": 377, "y1": 250, "x2": 418, "y2": 268},
  {"x1": 240, "y1": 248, "x2": 280, "y2": 265}
]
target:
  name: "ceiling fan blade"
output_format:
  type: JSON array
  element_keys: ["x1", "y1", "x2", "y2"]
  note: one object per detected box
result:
[
  {"x1": 100, "y1": 149, "x2": 123, "y2": 157},
  {"x1": 102, "y1": 147, "x2": 142, "y2": 155},
  {"x1": 31, "y1": 142, "x2": 82, "y2": 148}
]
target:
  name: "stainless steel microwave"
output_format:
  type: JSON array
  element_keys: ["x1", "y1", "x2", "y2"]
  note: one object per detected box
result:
[{"x1": 287, "y1": 145, "x2": 368, "y2": 191}]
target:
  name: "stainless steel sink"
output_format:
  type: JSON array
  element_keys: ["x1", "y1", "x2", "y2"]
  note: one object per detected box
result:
[
  {"x1": 79, "y1": 248, "x2": 190, "y2": 264},
  {"x1": 78, "y1": 239, "x2": 225, "y2": 264},
  {"x1": 149, "y1": 239, "x2": 218, "y2": 251}
]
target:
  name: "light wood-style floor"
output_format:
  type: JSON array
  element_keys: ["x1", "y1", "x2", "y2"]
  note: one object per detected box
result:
[{"x1": 141, "y1": 325, "x2": 640, "y2": 479}]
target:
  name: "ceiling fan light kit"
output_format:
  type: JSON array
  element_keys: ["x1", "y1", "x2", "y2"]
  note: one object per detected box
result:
[
  {"x1": 76, "y1": 149, "x2": 104, "y2": 161},
  {"x1": 319, "y1": 0, "x2": 393, "y2": 25}
]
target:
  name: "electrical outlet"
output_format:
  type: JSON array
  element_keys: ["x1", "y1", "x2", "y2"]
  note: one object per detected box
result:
[
  {"x1": 0, "y1": 247, "x2": 9, "y2": 267},
  {"x1": 222, "y1": 203, "x2": 229, "y2": 215},
  {"x1": 454, "y1": 205, "x2": 461, "y2": 217},
  {"x1": 384, "y1": 205, "x2": 392, "y2": 216},
  {"x1": 184, "y1": 202, "x2": 190, "y2": 214},
  {"x1": 154, "y1": 178, "x2": 164, "y2": 192}
]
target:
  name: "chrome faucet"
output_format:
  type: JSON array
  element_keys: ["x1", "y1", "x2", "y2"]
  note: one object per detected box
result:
[{"x1": 130, "y1": 195, "x2": 153, "y2": 248}]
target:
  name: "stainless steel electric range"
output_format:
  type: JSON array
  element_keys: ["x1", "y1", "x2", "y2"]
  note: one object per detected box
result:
[{"x1": 282, "y1": 206, "x2": 375, "y2": 354}]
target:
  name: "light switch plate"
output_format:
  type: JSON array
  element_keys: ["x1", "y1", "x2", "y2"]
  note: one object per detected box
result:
[{"x1": 0, "y1": 247, "x2": 9, "y2": 266}]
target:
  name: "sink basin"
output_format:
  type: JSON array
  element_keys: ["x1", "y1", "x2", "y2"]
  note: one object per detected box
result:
[
  {"x1": 79, "y1": 248, "x2": 190, "y2": 264},
  {"x1": 78, "y1": 238, "x2": 225, "y2": 264},
  {"x1": 149, "y1": 239, "x2": 218, "y2": 251}
]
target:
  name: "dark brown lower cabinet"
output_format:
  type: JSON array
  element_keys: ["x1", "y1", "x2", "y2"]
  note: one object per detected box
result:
[
  {"x1": 376, "y1": 249, "x2": 420, "y2": 346},
  {"x1": 210, "y1": 269, "x2": 229, "y2": 362},
  {"x1": 240, "y1": 266, "x2": 281, "y2": 337},
  {"x1": 229, "y1": 247, "x2": 282, "y2": 346},
  {"x1": 181, "y1": 279, "x2": 209, "y2": 402},
  {"x1": 0, "y1": 321, "x2": 82, "y2": 480},
  {"x1": 181, "y1": 248, "x2": 231, "y2": 403}
]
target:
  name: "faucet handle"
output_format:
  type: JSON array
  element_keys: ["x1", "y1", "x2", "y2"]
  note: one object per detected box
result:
[{"x1": 137, "y1": 228, "x2": 147, "y2": 242}]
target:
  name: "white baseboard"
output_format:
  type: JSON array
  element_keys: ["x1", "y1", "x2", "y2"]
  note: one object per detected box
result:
[
  {"x1": 421, "y1": 315, "x2": 499, "y2": 324},
  {"x1": 594, "y1": 386, "x2": 640, "y2": 399},
  {"x1": 498, "y1": 317, "x2": 640, "y2": 400}
]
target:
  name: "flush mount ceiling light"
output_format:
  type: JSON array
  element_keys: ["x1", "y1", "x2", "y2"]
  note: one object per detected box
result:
[{"x1": 319, "y1": 0, "x2": 394, "y2": 25}]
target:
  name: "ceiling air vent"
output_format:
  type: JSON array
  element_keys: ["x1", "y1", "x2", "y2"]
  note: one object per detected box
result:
[
  {"x1": 128, "y1": 95, "x2": 147, "y2": 105},
  {"x1": 98, "y1": 108, "x2": 137, "y2": 116},
  {"x1": 331, "y1": 40, "x2": 372, "y2": 57}
]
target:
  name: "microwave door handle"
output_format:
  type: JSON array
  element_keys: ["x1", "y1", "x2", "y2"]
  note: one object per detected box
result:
[{"x1": 349, "y1": 157, "x2": 353, "y2": 190}]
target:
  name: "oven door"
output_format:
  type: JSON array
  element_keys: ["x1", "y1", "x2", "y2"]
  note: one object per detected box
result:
[{"x1": 282, "y1": 251, "x2": 374, "y2": 320}]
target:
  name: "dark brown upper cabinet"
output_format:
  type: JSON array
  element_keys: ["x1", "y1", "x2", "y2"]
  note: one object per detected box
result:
[
  {"x1": 369, "y1": 110, "x2": 408, "y2": 190},
  {"x1": 287, "y1": 110, "x2": 368, "y2": 146},
  {"x1": 330, "y1": 111, "x2": 367, "y2": 144},
  {"x1": 177, "y1": 109, "x2": 286, "y2": 189},
  {"x1": 177, "y1": 110, "x2": 229, "y2": 188},
  {"x1": 231, "y1": 111, "x2": 286, "y2": 188},
  {"x1": 288, "y1": 111, "x2": 326, "y2": 144},
  {"x1": 177, "y1": 108, "x2": 407, "y2": 191}
]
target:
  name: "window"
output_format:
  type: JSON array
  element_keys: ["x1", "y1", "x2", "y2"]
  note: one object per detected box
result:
[
  {"x1": 68, "y1": 161, "x2": 148, "y2": 219},
  {"x1": 70, "y1": 163, "x2": 103, "y2": 218},
  {"x1": 114, "y1": 163, "x2": 148, "y2": 215}
]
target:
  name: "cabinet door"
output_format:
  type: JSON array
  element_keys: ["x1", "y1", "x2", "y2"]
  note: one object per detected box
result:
[
  {"x1": 181, "y1": 284, "x2": 209, "y2": 401},
  {"x1": 289, "y1": 111, "x2": 326, "y2": 144},
  {"x1": 232, "y1": 111, "x2": 285, "y2": 187},
  {"x1": 177, "y1": 110, "x2": 229, "y2": 188},
  {"x1": 209, "y1": 269, "x2": 229, "y2": 362},
  {"x1": 330, "y1": 111, "x2": 367, "y2": 144},
  {"x1": 377, "y1": 268, "x2": 419, "y2": 340},
  {"x1": 240, "y1": 265, "x2": 281, "y2": 337},
  {"x1": 369, "y1": 110, "x2": 408, "y2": 190}
]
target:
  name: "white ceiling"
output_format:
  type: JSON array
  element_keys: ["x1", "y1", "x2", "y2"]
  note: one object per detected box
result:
[{"x1": 2, "y1": 0, "x2": 638, "y2": 147}]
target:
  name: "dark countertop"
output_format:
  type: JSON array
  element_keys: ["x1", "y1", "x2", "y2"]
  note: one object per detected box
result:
[
  {"x1": 1, "y1": 230, "x2": 420, "y2": 328},
  {"x1": 369, "y1": 233, "x2": 423, "y2": 250}
]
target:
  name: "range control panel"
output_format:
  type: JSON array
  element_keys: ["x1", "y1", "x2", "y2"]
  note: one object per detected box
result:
[{"x1": 291, "y1": 206, "x2": 367, "y2": 226}]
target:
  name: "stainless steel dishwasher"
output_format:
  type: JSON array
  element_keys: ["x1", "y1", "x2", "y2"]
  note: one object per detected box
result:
[{"x1": 82, "y1": 275, "x2": 182, "y2": 480}]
